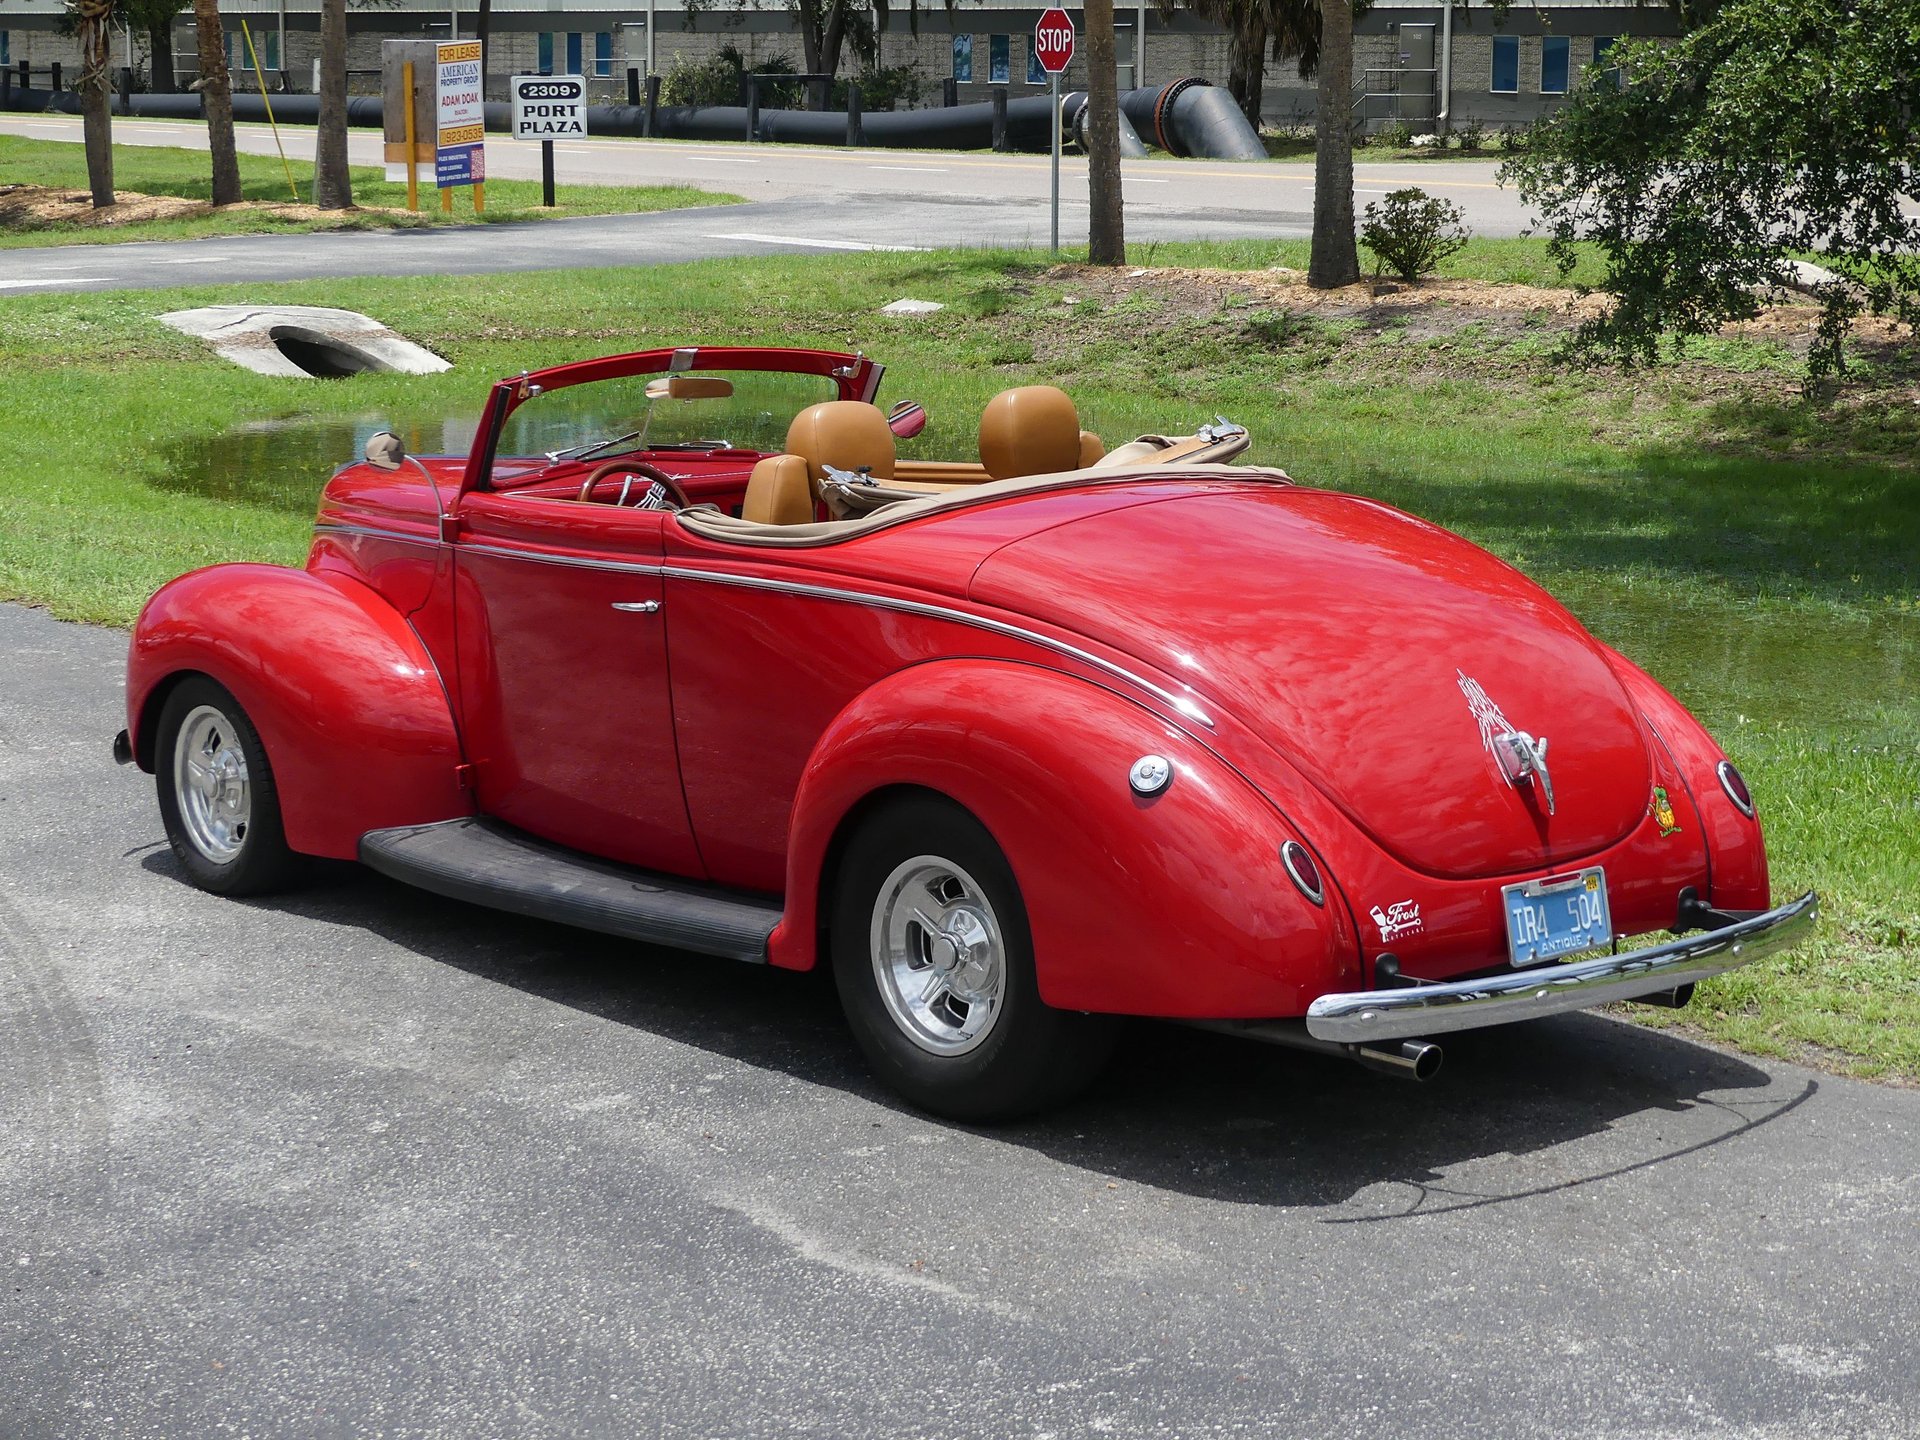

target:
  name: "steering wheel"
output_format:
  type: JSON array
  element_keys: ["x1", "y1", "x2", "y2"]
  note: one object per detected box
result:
[{"x1": 577, "y1": 459, "x2": 692, "y2": 509}]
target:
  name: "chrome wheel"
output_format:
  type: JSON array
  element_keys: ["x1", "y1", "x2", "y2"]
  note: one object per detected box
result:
[
  {"x1": 870, "y1": 856, "x2": 1007, "y2": 1056},
  {"x1": 171, "y1": 703, "x2": 252, "y2": 864}
]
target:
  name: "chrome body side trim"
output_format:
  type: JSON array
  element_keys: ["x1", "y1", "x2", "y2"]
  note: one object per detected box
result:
[
  {"x1": 1303, "y1": 891, "x2": 1818, "y2": 1043},
  {"x1": 313, "y1": 522, "x2": 443, "y2": 550},
  {"x1": 662, "y1": 566, "x2": 1215, "y2": 728},
  {"x1": 314, "y1": 528, "x2": 1217, "y2": 728}
]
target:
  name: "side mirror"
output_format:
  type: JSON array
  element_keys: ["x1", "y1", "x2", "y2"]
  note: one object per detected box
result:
[
  {"x1": 887, "y1": 399, "x2": 927, "y2": 440},
  {"x1": 364, "y1": 431, "x2": 407, "y2": 471}
]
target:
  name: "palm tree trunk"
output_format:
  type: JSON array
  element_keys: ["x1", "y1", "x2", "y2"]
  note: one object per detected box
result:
[
  {"x1": 1227, "y1": 13, "x2": 1267, "y2": 126},
  {"x1": 191, "y1": 0, "x2": 241, "y2": 205},
  {"x1": 77, "y1": 0, "x2": 115, "y2": 208},
  {"x1": 313, "y1": 0, "x2": 352, "y2": 209},
  {"x1": 1084, "y1": 0, "x2": 1126, "y2": 265},
  {"x1": 147, "y1": 17, "x2": 177, "y2": 93},
  {"x1": 1307, "y1": 0, "x2": 1359, "y2": 287}
]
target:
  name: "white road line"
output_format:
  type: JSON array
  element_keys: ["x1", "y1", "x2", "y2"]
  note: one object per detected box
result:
[
  {"x1": 148, "y1": 255, "x2": 234, "y2": 265},
  {"x1": 702, "y1": 157, "x2": 761, "y2": 165},
  {"x1": 870, "y1": 165, "x2": 949, "y2": 173},
  {"x1": 0, "y1": 277, "x2": 112, "y2": 289},
  {"x1": 1127, "y1": 178, "x2": 1170, "y2": 185},
  {"x1": 704, "y1": 231, "x2": 928, "y2": 253}
]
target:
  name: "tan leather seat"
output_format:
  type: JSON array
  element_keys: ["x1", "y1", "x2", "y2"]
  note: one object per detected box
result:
[
  {"x1": 787, "y1": 400, "x2": 896, "y2": 483},
  {"x1": 741, "y1": 454, "x2": 815, "y2": 525},
  {"x1": 741, "y1": 401, "x2": 898, "y2": 526},
  {"x1": 979, "y1": 386, "x2": 1086, "y2": 480}
]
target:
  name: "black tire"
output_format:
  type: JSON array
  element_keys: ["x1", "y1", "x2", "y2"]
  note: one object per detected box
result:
[
  {"x1": 830, "y1": 795, "x2": 1119, "y2": 1122},
  {"x1": 155, "y1": 676, "x2": 299, "y2": 896}
]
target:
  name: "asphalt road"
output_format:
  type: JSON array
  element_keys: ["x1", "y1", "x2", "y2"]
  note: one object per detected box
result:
[
  {"x1": 0, "y1": 114, "x2": 1533, "y2": 295},
  {"x1": 3, "y1": 597, "x2": 1918, "y2": 1438}
]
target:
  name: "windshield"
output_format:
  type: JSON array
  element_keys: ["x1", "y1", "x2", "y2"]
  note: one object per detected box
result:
[{"x1": 490, "y1": 368, "x2": 843, "y2": 481}]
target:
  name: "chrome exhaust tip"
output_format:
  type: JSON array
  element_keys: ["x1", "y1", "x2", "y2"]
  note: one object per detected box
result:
[{"x1": 1349, "y1": 1039, "x2": 1444, "y2": 1082}]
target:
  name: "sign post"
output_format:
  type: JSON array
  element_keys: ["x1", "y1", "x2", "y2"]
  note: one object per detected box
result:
[
  {"x1": 511, "y1": 74, "x2": 587, "y2": 208},
  {"x1": 434, "y1": 39, "x2": 486, "y2": 214},
  {"x1": 1033, "y1": 8, "x2": 1075, "y2": 255}
]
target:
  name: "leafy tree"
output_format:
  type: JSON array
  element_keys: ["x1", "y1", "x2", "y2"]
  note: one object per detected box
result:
[
  {"x1": 1501, "y1": 0, "x2": 1920, "y2": 384},
  {"x1": 189, "y1": 0, "x2": 241, "y2": 204},
  {"x1": 124, "y1": 0, "x2": 182, "y2": 92},
  {"x1": 312, "y1": 0, "x2": 351, "y2": 208}
]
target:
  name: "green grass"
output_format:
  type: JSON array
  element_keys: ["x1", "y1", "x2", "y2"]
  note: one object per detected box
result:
[
  {"x1": 1, "y1": 241, "x2": 1912, "y2": 1081},
  {"x1": 0, "y1": 134, "x2": 736, "y2": 247}
]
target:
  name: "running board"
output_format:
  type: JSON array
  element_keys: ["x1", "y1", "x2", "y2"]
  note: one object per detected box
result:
[{"x1": 358, "y1": 818, "x2": 781, "y2": 963}]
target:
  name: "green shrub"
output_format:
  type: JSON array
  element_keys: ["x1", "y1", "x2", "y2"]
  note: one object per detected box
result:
[
  {"x1": 1359, "y1": 187, "x2": 1471, "y2": 282},
  {"x1": 1452, "y1": 118, "x2": 1489, "y2": 151},
  {"x1": 1371, "y1": 119, "x2": 1417, "y2": 149},
  {"x1": 659, "y1": 45, "x2": 801, "y2": 108},
  {"x1": 833, "y1": 63, "x2": 924, "y2": 110}
]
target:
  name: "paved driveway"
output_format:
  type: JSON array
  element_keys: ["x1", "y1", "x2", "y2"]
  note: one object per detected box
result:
[{"x1": 2, "y1": 599, "x2": 1915, "y2": 1439}]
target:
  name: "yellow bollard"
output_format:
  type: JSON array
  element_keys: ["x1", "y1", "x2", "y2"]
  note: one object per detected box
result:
[{"x1": 402, "y1": 61, "x2": 419, "y2": 212}]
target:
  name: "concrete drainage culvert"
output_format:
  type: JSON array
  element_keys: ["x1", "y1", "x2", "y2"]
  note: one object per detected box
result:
[{"x1": 159, "y1": 305, "x2": 451, "y2": 379}]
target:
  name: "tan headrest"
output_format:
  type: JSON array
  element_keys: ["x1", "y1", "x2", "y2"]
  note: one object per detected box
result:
[
  {"x1": 786, "y1": 401, "x2": 895, "y2": 483},
  {"x1": 1077, "y1": 429, "x2": 1106, "y2": 467},
  {"x1": 979, "y1": 386, "x2": 1083, "y2": 480},
  {"x1": 740, "y1": 454, "x2": 815, "y2": 526}
]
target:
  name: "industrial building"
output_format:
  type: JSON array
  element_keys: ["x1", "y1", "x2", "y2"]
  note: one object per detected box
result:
[{"x1": 0, "y1": 0, "x2": 1677, "y2": 131}]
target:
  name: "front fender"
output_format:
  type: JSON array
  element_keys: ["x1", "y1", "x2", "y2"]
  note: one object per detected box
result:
[
  {"x1": 128, "y1": 563, "x2": 469, "y2": 859},
  {"x1": 770, "y1": 661, "x2": 1363, "y2": 1019},
  {"x1": 1602, "y1": 646, "x2": 1769, "y2": 911}
]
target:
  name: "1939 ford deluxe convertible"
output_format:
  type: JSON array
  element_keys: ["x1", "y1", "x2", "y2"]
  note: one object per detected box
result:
[{"x1": 116, "y1": 345, "x2": 1818, "y2": 1119}]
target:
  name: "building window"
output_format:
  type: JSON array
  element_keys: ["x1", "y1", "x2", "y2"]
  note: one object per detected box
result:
[
  {"x1": 1592, "y1": 36, "x2": 1621, "y2": 87},
  {"x1": 537, "y1": 32, "x2": 553, "y2": 73},
  {"x1": 566, "y1": 32, "x2": 583, "y2": 76},
  {"x1": 593, "y1": 32, "x2": 611, "y2": 78},
  {"x1": 1026, "y1": 35, "x2": 1046, "y2": 84},
  {"x1": 951, "y1": 33, "x2": 972, "y2": 83},
  {"x1": 1540, "y1": 35, "x2": 1569, "y2": 93},
  {"x1": 988, "y1": 34, "x2": 1009, "y2": 85},
  {"x1": 1490, "y1": 35, "x2": 1518, "y2": 94},
  {"x1": 0, "y1": 33, "x2": 9, "y2": 67}
]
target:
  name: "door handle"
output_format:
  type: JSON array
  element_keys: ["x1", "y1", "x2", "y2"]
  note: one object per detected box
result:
[{"x1": 611, "y1": 600, "x2": 661, "y2": 613}]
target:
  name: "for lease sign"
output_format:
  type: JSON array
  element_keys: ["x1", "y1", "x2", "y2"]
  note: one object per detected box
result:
[
  {"x1": 435, "y1": 40, "x2": 485, "y2": 188},
  {"x1": 511, "y1": 74, "x2": 587, "y2": 140}
]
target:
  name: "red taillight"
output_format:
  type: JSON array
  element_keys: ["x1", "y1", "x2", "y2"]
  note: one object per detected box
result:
[
  {"x1": 1281, "y1": 841, "x2": 1325, "y2": 906},
  {"x1": 1716, "y1": 760, "x2": 1755, "y2": 819}
]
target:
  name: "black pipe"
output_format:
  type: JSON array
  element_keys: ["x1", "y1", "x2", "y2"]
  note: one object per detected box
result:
[
  {"x1": 3, "y1": 83, "x2": 1063, "y2": 154},
  {"x1": 1120, "y1": 77, "x2": 1266, "y2": 160},
  {"x1": 1062, "y1": 91, "x2": 1147, "y2": 158}
]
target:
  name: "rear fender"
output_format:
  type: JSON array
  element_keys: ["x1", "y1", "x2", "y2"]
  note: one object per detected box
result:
[
  {"x1": 128, "y1": 564, "x2": 469, "y2": 859},
  {"x1": 771, "y1": 661, "x2": 1362, "y2": 1018},
  {"x1": 1603, "y1": 647, "x2": 1769, "y2": 911}
]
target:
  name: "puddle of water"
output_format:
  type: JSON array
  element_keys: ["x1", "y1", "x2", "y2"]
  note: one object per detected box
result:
[
  {"x1": 1556, "y1": 580, "x2": 1918, "y2": 744},
  {"x1": 152, "y1": 415, "x2": 478, "y2": 514}
]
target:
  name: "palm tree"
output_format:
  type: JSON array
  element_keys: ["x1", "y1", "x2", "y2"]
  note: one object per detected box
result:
[
  {"x1": 1164, "y1": 0, "x2": 1322, "y2": 126},
  {"x1": 1306, "y1": 0, "x2": 1359, "y2": 287},
  {"x1": 1085, "y1": 0, "x2": 1125, "y2": 264},
  {"x1": 313, "y1": 0, "x2": 352, "y2": 208},
  {"x1": 70, "y1": 0, "x2": 115, "y2": 207},
  {"x1": 190, "y1": 0, "x2": 241, "y2": 205}
]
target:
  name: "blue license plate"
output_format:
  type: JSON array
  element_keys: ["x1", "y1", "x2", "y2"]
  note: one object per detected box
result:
[{"x1": 1503, "y1": 867, "x2": 1613, "y2": 966}]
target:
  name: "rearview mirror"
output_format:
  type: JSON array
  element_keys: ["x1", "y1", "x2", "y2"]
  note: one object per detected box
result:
[
  {"x1": 644, "y1": 376, "x2": 736, "y2": 401},
  {"x1": 887, "y1": 399, "x2": 927, "y2": 440}
]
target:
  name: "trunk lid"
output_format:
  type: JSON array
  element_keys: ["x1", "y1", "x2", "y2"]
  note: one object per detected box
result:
[{"x1": 969, "y1": 486, "x2": 1652, "y2": 880}]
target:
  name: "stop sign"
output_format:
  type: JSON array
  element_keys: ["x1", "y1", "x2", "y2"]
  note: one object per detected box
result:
[{"x1": 1034, "y1": 8, "x2": 1076, "y2": 74}]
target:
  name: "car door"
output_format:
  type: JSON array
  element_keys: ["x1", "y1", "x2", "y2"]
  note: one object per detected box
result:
[{"x1": 451, "y1": 490, "x2": 705, "y2": 877}]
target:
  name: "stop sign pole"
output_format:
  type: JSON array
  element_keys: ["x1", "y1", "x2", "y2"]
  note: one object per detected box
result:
[{"x1": 1034, "y1": 8, "x2": 1075, "y2": 254}]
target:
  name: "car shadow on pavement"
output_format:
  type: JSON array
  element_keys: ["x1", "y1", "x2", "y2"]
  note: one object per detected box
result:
[{"x1": 168, "y1": 855, "x2": 1811, "y2": 1214}]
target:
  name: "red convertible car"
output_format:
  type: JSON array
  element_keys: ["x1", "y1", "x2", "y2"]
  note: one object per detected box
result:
[{"x1": 118, "y1": 344, "x2": 1817, "y2": 1118}]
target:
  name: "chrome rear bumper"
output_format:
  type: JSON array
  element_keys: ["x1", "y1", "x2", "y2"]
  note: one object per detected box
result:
[{"x1": 1304, "y1": 891, "x2": 1818, "y2": 1044}]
